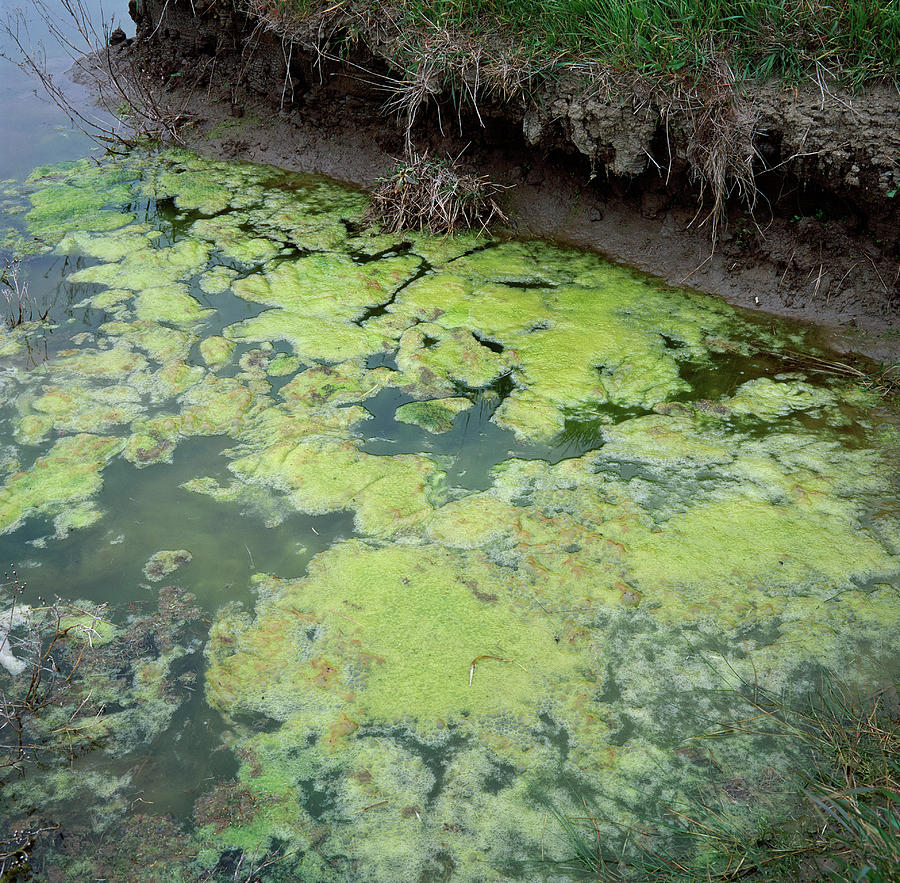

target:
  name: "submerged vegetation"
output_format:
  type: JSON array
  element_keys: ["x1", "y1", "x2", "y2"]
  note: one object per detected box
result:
[
  {"x1": 0, "y1": 148, "x2": 897, "y2": 879},
  {"x1": 544, "y1": 675, "x2": 900, "y2": 881},
  {"x1": 0, "y1": 568, "x2": 203, "y2": 877}
]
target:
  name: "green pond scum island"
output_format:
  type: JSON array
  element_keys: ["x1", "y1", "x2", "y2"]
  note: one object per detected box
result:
[{"x1": 0, "y1": 0, "x2": 898, "y2": 880}]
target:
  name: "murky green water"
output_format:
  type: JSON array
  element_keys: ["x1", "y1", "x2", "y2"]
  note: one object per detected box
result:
[{"x1": 0, "y1": 34, "x2": 899, "y2": 882}]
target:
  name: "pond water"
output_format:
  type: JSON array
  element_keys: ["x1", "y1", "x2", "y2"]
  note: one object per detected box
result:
[{"x1": 0, "y1": 9, "x2": 899, "y2": 882}]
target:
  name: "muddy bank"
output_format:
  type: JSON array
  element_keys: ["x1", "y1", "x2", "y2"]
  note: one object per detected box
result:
[{"x1": 123, "y1": 0, "x2": 900, "y2": 357}]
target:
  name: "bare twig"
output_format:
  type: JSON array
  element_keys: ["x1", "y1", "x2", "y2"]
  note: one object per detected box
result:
[{"x1": 1, "y1": 0, "x2": 199, "y2": 148}]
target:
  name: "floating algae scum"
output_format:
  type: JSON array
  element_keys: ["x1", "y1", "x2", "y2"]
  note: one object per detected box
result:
[{"x1": 0, "y1": 144, "x2": 897, "y2": 880}]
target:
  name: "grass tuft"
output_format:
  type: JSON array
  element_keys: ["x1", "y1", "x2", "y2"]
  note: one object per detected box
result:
[
  {"x1": 364, "y1": 150, "x2": 508, "y2": 233},
  {"x1": 0, "y1": 260, "x2": 51, "y2": 328}
]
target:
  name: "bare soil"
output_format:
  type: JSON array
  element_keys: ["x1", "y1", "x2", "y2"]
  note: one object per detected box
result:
[{"x1": 123, "y1": 0, "x2": 900, "y2": 359}]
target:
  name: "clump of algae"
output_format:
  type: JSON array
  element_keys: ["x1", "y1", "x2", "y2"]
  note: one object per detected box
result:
[
  {"x1": 0, "y1": 434, "x2": 122, "y2": 535},
  {"x1": 19, "y1": 383, "x2": 143, "y2": 442},
  {"x1": 724, "y1": 375, "x2": 837, "y2": 418},
  {"x1": 140, "y1": 150, "x2": 275, "y2": 216},
  {"x1": 66, "y1": 235, "x2": 212, "y2": 292},
  {"x1": 395, "y1": 322, "x2": 512, "y2": 391},
  {"x1": 143, "y1": 549, "x2": 193, "y2": 582},
  {"x1": 207, "y1": 540, "x2": 586, "y2": 725},
  {"x1": 191, "y1": 215, "x2": 280, "y2": 265},
  {"x1": 99, "y1": 321, "x2": 198, "y2": 366},
  {"x1": 201, "y1": 540, "x2": 599, "y2": 876},
  {"x1": 198, "y1": 264, "x2": 239, "y2": 295},
  {"x1": 277, "y1": 359, "x2": 385, "y2": 409},
  {"x1": 133, "y1": 284, "x2": 213, "y2": 327},
  {"x1": 24, "y1": 158, "x2": 136, "y2": 248},
  {"x1": 368, "y1": 254, "x2": 768, "y2": 442},
  {"x1": 227, "y1": 439, "x2": 443, "y2": 538},
  {"x1": 395, "y1": 396, "x2": 473, "y2": 433},
  {"x1": 226, "y1": 251, "x2": 421, "y2": 362},
  {"x1": 199, "y1": 335, "x2": 235, "y2": 370},
  {"x1": 53, "y1": 501, "x2": 104, "y2": 538}
]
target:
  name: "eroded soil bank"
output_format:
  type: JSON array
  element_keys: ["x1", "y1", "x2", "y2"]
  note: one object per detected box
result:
[{"x1": 120, "y1": 0, "x2": 900, "y2": 358}]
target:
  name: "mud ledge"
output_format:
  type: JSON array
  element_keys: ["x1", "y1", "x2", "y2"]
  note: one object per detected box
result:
[{"x1": 124, "y1": 0, "x2": 900, "y2": 358}]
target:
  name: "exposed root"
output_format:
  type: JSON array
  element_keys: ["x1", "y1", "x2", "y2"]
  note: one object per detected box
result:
[
  {"x1": 681, "y1": 58, "x2": 760, "y2": 243},
  {"x1": 238, "y1": 1, "x2": 539, "y2": 151}
]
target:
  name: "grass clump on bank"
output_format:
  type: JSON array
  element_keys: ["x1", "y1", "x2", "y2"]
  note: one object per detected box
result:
[
  {"x1": 277, "y1": 0, "x2": 900, "y2": 86},
  {"x1": 542, "y1": 674, "x2": 900, "y2": 881},
  {"x1": 365, "y1": 151, "x2": 508, "y2": 233}
]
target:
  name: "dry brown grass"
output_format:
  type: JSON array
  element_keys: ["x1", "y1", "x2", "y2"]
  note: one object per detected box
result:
[
  {"x1": 364, "y1": 151, "x2": 508, "y2": 234},
  {"x1": 0, "y1": 260, "x2": 50, "y2": 329},
  {"x1": 759, "y1": 348, "x2": 900, "y2": 402}
]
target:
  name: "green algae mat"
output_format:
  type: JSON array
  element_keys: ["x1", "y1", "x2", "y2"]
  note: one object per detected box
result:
[{"x1": 0, "y1": 149, "x2": 898, "y2": 881}]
